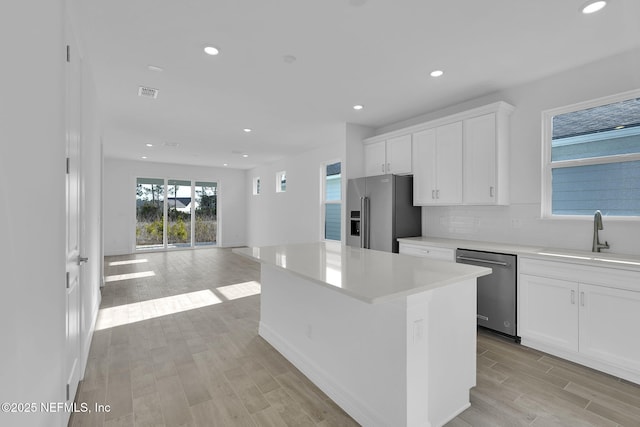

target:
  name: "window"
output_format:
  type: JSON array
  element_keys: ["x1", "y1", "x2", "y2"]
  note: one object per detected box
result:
[
  {"x1": 276, "y1": 171, "x2": 287, "y2": 192},
  {"x1": 136, "y1": 178, "x2": 218, "y2": 250},
  {"x1": 253, "y1": 177, "x2": 261, "y2": 195},
  {"x1": 542, "y1": 90, "x2": 640, "y2": 217},
  {"x1": 322, "y1": 161, "x2": 342, "y2": 241}
]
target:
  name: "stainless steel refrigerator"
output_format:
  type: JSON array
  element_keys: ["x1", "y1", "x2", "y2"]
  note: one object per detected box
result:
[{"x1": 346, "y1": 174, "x2": 421, "y2": 253}]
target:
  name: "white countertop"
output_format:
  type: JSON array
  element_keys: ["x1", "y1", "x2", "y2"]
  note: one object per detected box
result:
[
  {"x1": 398, "y1": 236, "x2": 640, "y2": 271},
  {"x1": 233, "y1": 242, "x2": 491, "y2": 304}
]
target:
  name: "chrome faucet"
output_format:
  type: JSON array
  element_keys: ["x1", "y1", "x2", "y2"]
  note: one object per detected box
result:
[{"x1": 592, "y1": 210, "x2": 610, "y2": 252}]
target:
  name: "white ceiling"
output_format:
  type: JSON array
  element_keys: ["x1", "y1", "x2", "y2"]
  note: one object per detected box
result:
[{"x1": 72, "y1": 0, "x2": 640, "y2": 169}]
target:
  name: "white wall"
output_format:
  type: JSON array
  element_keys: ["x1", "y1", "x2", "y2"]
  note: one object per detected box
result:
[
  {"x1": 78, "y1": 46, "x2": 103, "y2": 376},
  {"x1": 0, "y1": 1, "x2": 67, "y2": 426},
  {"x1": 377, "y1": 47, "x2": 640, "y2": 256},
  {"x1": 345, "y1": 123, "x2": 374, "y2": 180},
  {"x1": 103, "y1": 159, "x2": 247, "y2": 255},
  {"x1": 246, "y1": 133, "x2": 345, "y2": 247}
]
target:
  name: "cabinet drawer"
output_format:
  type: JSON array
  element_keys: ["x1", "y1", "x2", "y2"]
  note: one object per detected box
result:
[
  {"x1": 399, "y1": 243, "x2": 454, "y2": 262},
  {"x1": 520, "y1": 257, "x2": 640, "y2": 292}
]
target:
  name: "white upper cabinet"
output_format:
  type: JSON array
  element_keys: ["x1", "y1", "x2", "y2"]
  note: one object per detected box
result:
[
  {"x1": 463, "y1": 109, "x2": 511, "y2": 205},
  {"x1": 413, "y1": 122, "x2": 463, "y2": 205},
  {"x1": 464, "y1": 113, "x2": 497, "y2": 204},
  {"x1": 363, "y1": 101, "x2": 514, "y2": 205},
  {"x1": 364, "y1": 134, "x2": 412, "y2": 176},
  {"x1": 364, "y1": 141, "x2": 386, "y2": 176},
  {"x1": 386, "y1": 135, "x2": 412, "y2": 175}
]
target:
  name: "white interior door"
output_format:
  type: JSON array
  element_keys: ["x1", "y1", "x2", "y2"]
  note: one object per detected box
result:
[{"x1": 65, "y1": 28, "x2": 82, "y2": 411}]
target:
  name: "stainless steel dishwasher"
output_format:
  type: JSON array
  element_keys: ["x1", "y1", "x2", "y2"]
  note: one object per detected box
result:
[{"x1": 456, "y1": 249, "x2": 518, "y2": 340}]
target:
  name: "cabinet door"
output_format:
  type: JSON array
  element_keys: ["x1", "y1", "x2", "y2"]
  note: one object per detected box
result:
[
  {"x1": 386, "y1": 134, "x2": 412, "y2": 175},
  {"x1": 464, "y1": 113, "x2": 496, "y2": 204},
  {"x1": 412, "y1": 129, "x2": 437, "y2": 205},
  {"x1": 364, "y1": 141, "x2": 386, "y2": 177},
  {"x1": 579, "y1": 283, "x2": 640, "y2": 372},
  {"x1": 519, "y1": 274, "x2": 579, "y2": 352},
  {"x1": 434, "y1": 122, "x2": 463, "y2": 204}
]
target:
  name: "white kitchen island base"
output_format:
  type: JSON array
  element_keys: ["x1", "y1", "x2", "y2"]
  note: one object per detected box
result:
[{"x1": 259, "y1": 263, "x2": 477, "y2": 427}]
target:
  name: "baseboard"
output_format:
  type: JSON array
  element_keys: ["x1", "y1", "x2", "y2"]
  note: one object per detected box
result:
[
  {"x1": 259, "y1": 322, "x2": 389, "y2": 427},
  {"x1": 219, "y1": 241, "x2": 246, "y2": 248},
  {"x1": 80, "y1": 292, "x2": 101, "y2": 380},
  {"x1": 438, "y1": 402, "x2": 470, "y2": 427},
  {"x1": 521, "y1": 338, "x2": 640, "y2": 385}
]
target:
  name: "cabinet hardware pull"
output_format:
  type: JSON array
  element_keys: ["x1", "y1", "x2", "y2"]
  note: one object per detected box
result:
[
  {"x1": 436, "y1": 189, "x2": 440, "y2": 199},
  {"x1": 490, "y1": 186, "x2": 495, "y2": 197},
  {"x1": 456, "y1": 256, "x2": 509, "y2": 267},
  {"x1": 387, "y1": 162, "x2": 390, "y2": 173},
  {"x1": 580, "y1": 291, "x2": 585, "y2": 307},
  {"x1": 381, "y1": 164, "x2": 384, "y2": 172},
  {"x1": 571, "y1": 290, "x2": 575, "y2": 305},
  {"x1": 432, "y1": 190, "x2": 435, "y2": 199}
]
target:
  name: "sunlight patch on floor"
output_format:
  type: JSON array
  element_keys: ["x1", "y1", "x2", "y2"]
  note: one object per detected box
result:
[
  {"x1": 215, "y1": 281, "x2": 261, "y2": 300},
  {"x1": 104, "y1": 270, "x2": 156, "y2": 283},
  {"x1": 95, "y1": 289, "x2": 221, "y2": 330},
  {"x1": 108, "y1": 259, "x2": 149, "y2": 266}
]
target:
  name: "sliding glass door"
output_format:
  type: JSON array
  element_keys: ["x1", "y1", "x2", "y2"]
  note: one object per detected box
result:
[
  {"x1": 136, "y1": 177, "x2": 218, "y2": 251},
  {"x1": 195, "y1": 181, "x2": 217, "y2": 246},
  {"x1": 167, "y1": 179, "x2": 192, "y2": 248},
  {"x1": 136, "y1": 178, "x2": 165, "y2": 250}
]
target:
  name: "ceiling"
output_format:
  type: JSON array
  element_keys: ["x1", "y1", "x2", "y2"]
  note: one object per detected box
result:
[{"x1": 72, "y1": 0, "x2": 640, "y2": 169}]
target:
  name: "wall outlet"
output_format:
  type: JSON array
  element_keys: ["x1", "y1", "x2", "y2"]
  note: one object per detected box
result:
[{"x1": 413, "y1": 319, "x2": 424, "y2": 344}]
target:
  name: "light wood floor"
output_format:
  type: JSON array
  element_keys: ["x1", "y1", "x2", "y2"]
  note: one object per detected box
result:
[{"x1": 71, "y1": 248, "x2": 640, "y2": 427}]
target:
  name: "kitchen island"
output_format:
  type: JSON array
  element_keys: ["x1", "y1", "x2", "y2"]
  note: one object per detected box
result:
[{"x1": 234, "y1": 242, "x2": 490, "y2": 427}]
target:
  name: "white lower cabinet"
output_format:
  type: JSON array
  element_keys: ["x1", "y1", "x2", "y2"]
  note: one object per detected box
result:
[
  {"x1": 519, "y1": 257, "x2": 640, "y2": 383},
  {"x1": 519, "y1": 274, "x2": 579, "y2": 352},
  {"x1": 579, "y1": 283, "x2": 640, "y2": 373},
  {"x1": 398, "y1": 243, "x2": 455, "y2": 262}
]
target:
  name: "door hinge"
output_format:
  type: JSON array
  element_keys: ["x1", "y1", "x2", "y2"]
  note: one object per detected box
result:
[
  {"x1": 66, "y1": 157, "x2": 70, "y2": 174},
  {"x1": 66, "y1": 383, "x2": 70, "y2": 401},
  {"x1": 66, "y1": 272, "x2": 70, "y2": 289},
  {"x1": 66, "y1": 45, "x2": 70, "y2": 63}
]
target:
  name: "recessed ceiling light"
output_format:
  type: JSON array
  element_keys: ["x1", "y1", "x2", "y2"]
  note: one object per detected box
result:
[
  {"x1": 145, "y1": 143, "x2": 153, "y2": 147},
  {"x1": 242, "y1": 154, "x2": 249, "y2": 158},
  {"x1": 141, "y1": 156, "x2": 148, "y2": 159},
  {"x1": 283, "y1": 55, "x2": 297, "y2": 64},
  {"x1": 223, "y1": 163, "x2": 228, "y2": 166},
  {"x1": 243, "y1": 128, "x2": 252, "y2": 133},
  {"x1": 353, "y1": 104, "x2": 364, "y2": 110},
  {"x1": 581, "y1": 0, "x2": 607, "y2": 14},
  {"x1": 430, "y1": 70, "x2": 444, "y2": 77},
  {"x1": 204, "y1": 46, "x2": 220, "y2": 56},
  {"x1": 147, "y1": 65, "x2": 163, "y2": 72}
]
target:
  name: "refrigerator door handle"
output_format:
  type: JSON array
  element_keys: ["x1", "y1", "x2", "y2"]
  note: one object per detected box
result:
[
  {"x1": 359, "y1": 197, "x2": 365, "y2": 248},
  {"x1": 363, "y1": 196, "x2": 370, "y2": 249}
]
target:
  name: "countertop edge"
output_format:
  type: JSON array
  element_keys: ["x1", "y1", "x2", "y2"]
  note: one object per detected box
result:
[
  {"x1": 397, "y1": 236, "x2": 640, "y2": 272},
  {"x1": 233, "y1": 246, "x2": 491, "y2": 304}
]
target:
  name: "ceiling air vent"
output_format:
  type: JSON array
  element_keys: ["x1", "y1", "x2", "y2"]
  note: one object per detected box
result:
[{"x1": 138, "y1": 86, "x2": 159, "y2": 99}]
